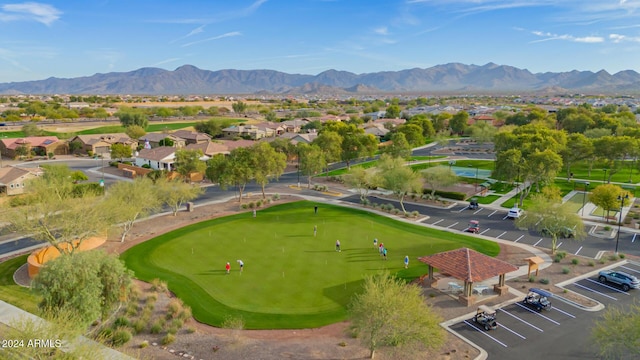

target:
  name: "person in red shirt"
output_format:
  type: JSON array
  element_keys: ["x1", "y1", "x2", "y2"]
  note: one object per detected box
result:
[{"x1": 225, "y1": 262, "x2": 231, "y2": 274}]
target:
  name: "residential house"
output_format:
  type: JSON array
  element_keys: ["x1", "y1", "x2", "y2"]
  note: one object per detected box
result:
[
  {"x1": 134, "y1": 146, "x2": 177, "y2": 171},
  {"x1": 280, "y1": 119, "x2": 309, "y2": 133},
  {"x1": 0, "y1": 166, "x2": 43, "y2": 196},
  {"x1": 172, "y1": 130, "x2": 212, "y2": 145},
  {"x1": 469, "y1": 115, "x2": 500, "y2": 127},
  {"x1": 254, "y1": 122, "x2": 286, "y2": 137},
  {"x1": 364, "y1": 125, "x2": 390, "y2": 140},
  {"x1": 185, "y1": 141, "x2": 230, "y2": 158},
  {"x1": 216, "y1": 139, "x2": 256, "y2": 152},
  {"x1": 138, "y1": 133, "x2": 186, "y2": 149},
  {"x1": 221, "y1": 125, "x2": 266, "y2": 140},
  {"x1": 0, "y1": 136, "x2": 66, "y2": 158},
  {"x1": 372, "y1": 118, "x2": 406, "y2": 128},
  {"x1": 68, "y1": 133, "x2": 137, "y2": 155}
]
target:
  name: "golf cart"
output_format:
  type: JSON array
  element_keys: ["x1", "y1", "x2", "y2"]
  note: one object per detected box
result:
[
  {"x1": 472, "y1": 305, "x2": 498, "y2": 331},
  {"x1": 523, "y1": 288, "x2": 552, "y2": 311},
  {"x1": 468, "y1": 197, "x2": 479, "y2": 210},
  {"x1": 465, "y1": 220, "x2": 480, "y2": 233}
]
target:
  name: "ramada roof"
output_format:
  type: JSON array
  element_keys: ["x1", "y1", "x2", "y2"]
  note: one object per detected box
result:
[{"x1": 418, "y1": 247, "x2": 518, "y2": 283}]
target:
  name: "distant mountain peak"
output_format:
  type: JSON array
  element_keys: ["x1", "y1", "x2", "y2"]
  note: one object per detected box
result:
[{"x1": 0, "y1": 63, "x2": 639, "y2": 95}]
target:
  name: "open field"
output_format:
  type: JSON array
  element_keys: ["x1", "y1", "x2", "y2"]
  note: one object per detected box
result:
[{"x1": 121, "y1": 200, "x2": 499, "y2": 330}]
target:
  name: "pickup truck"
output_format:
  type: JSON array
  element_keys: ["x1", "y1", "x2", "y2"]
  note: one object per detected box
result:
[{"x1": 598, "y1": 270, "x2": 640, "y2": 291}]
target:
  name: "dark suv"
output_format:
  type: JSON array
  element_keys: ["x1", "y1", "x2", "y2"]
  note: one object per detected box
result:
[{"x1": 598, "y1": 270, "x2": 640, "y2": 291}]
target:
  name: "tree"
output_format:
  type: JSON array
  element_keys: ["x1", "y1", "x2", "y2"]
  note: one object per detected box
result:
[
  {"x1": 174, "y1": 149, "x2": 206, "y2": 180},
  {"x1": 383, "y1": 132, "x2": 412, "y2": 159},
  {"x1": 104, "y1": 177, "x2": 161, "y2": 242},
  {"x1": 592, "y1": 302, "x2": 640, "y2": 359},
  {"x1": 349, "y1": 272, "x2": 445, "y2": 359},
  {"x1": 589, "y1": 184, "x2": 632, "y2": 223},
  {"x1": 194, "y1": 119, "x2": 231, "y2": 138},
  {"x1": 313, "y1": 130, "x2": 343, "y2": 165},
  {"x1": 251, "y1": 142, "x2": 287, "y2": 198},
  {"x1": 469, "y1": 121, "x2": 497, "y2": 144},
  {"x1": 593, "y1": 136, "x2": 637, "y2": 182},
  {"x1": 560, "y1": 133, "x2": 594, "y2": 179},
  {"x1": 155, "y1": 177, "x2": 204, "y2": 215},
  {"x1": 15, "y1": 144, "x2": 30, "y2": 158},
  {"x1": 159, "y1": 137, "x2": 175, "y2": 147},
  {"x1": 385, "y1": 104, "x2": 401, "y2": 118},
  {"x1": 10, "y1": 164, "x2": 109, "y2": 255},
  {"x1": 32, "y1": 250, "x2": 132, "y2": 325},
  {"x1": 343, "y1": 166, "x2": 379, "y2": 203},
  {"x1": 408, "y1": 114, "x2": 436, "y2": 139},
  {"x1": 449, "y1": 111, "x2": 469, "y2": 134},
  {"x1": 116, "y1": 108, "x2": 148, "y2": 129},
  {"x1": 69, "y1": 140, "x2": 83, "y2": 154},
  {"x1": 232, "y1": 101, "x2": 247, "y2": 115},
  {"x1": 110, "y1": 143, "x2": 132, "y2": 162},
  {"x1": 70, "y1": 170, "x2": 88, "y2": 183},
  {"x1": 269, "y1": 137, "x2": 296, "y2": 161},
  {"x1": 125, "y1": 124, "x2": 146, "y2": 140},
  {"x1": 376, "y1": 154, "x2": 422, "y2": 214},
  {"x1": 421, "y1": 166, "x2": 458, "y2": 200},
  {"x1": 515, "y1": 194, "x2": 585, "y2": 254},
  {"x1": 396, "y1": 124, "x2": 425, "y2": 147},
  {"x1": 22, "y1": 123, "x2": 43, "y2": 136},
  {"x1": 206, "y1": 147, "x2": 254, "y2": 203},
  {"x1": 298, "y1": 143, "x2": 326, "y2": 189}
]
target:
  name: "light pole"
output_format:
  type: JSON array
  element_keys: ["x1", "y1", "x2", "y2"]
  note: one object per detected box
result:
[
  {"x1": 629, "y1": 159, "x2": 635, "y2": 183},
  {"x1": 603, "y1": 168, "x2": 607, "y2": 184},
  {"x1": 581, "y1": 182, "x2": 590, "y2": 216},
  {"x1": 615, "y1": 194, "x2": 629, "y2": 255},
  {"x1": 297, "y1": 148, "x2": 301, "y2": 188}
]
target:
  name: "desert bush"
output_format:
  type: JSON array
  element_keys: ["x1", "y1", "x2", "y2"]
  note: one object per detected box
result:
[
  {"x1": 588, "y1": 260, "x2": 595, "y2": 267},
  {"x1": 167, "y1": 299, "x2": 184, "y2": 319},
  {"x1": 539, "y1": 278, "x2": 550, "y2": 285},
  {"x1": 248, "y1": 202, "x2": 255, "y2": 209},
  {"x1": 139, "y1": 340, "x2": 149, "y2": 349},
  {"x1": 150, "y1": 321, "x2": 163, "y2": 334},
  {"x1": 410, "y1": 210, "x2": 420, "y2": 218},
  {"x1": 161, "y1": 334, "x2": 175, "y2": 345},
  {"x1": 241, "y1": 204, "x2": 248, "y2": 209},
  {"x1": 150, "y1": 279, "x2": 168, "y2": 293},
  {"x1": 167, "y1": 325, "x2": 179, "y2": 335},
  {"x1": 111, "y1": 328, "x2": 132, "y2": 347},
  {"x1": 126, "y1": 303, "x2": 139, "y2": 317},
  {"x1": 562, "y1": 267, "x2": 571, "y2": 274},
  {"x1": 186, "y1": 327, "x2": 196, "y2": 334},
  {"x1": 133, "y1": 319, "x2": 146, "y2": 334},
  {"x1": 553, "y1": 255, "x2": 562, "y2": 263},
  {"x1": 608, "y1": 255, "x2": 618, "y2": 261},
  {"x1": 178, "y1": 306, "x2": 192, "y2": 321},
  {"x1": 256, "y1": 199, "x2": 263, "y2": 207},
  {"x1": 528, "y1": 275, "x2": 536, "y2": 282},
  {"x1": 272, "y1": 193, "x2": 280, "y2": 200},
  {"x1": 391, "y1": 208, "x2": 401, "y2": 215},
  {"x1": 114, "y1": 317, "x2": 131, "y2": 328},
  {"x1": 557, "y1": 251, "x2": 567, "y2": 259},
  {"x1": 171, "y1": 318, "x2": 184, "y2": 329},
  {"x1": 571, "y1": 258, "x2": 579, "y2": 265},
  {"x1": 619, "y1": 253, "x2": 626, "y2": 259}
]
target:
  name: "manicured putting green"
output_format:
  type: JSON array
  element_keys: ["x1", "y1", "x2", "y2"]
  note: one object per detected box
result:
[{"x1": 121, "y1": 201, "x2": 499, "y2": 329}]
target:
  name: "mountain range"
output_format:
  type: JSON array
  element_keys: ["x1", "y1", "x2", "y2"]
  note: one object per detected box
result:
[{"x1": 2, "y1": 63, "x2": 640, "y2": 95}]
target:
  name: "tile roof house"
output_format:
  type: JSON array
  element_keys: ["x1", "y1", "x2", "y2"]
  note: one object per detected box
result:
[
  {"x1": 0, "y1": 137, "x2": 66, "y2": 159},
  {"x1": 280, "y1": 119, "x2": 309, "y2": 133},
  {"x1": 138, "y1": 133, "x2": 186, "y2": 149},
  {"x1": 364, "y1": 125, "x2": 390, "y2": 139},
  {"x1": 222, "y1": 125, "x2": 266, "y2": 140},
  {"x1": 185, "y1": 141, "x2": 230, "y2": 157},
  {"x1": 172, "y1": 130, "x2": 212, "y2": 145},
  {"x1": 216, "y1": 139, "x2": 256, "y2": 151},
  {"x1": 68, "y1": 133, "x2": 137, "y2": 155},
  {"x1": 134, "y1": 146, "x2": 177, "y2": 170},
  {"x1": 0, "y1": 166, "x2": 44, "y2": 196}
]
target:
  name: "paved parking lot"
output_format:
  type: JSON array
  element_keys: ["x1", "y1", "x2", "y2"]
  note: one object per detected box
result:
[{"x1": 447, "y1": 261, "x2": 640, "y2": 359}]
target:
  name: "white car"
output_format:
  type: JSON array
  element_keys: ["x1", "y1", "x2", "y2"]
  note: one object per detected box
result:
[{"x1": 507, "y1": 207, "x2": 523, "y2": 219}]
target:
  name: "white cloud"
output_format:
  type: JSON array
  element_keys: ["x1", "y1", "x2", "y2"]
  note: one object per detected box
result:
[
  {"x1": 374, "y1": 26, "x2": 389, "y2": 35},
  {"x1": 0, "y1": 2, "x2": 61, "y2": 26},
  {"x1": 170, "y1": 25, "x2": 206, "y2": 44},
  {"x1": 530, "y1": 30, "x2": 604, "y2": 43},
  {"x1": 181, "y1": 31, "x2": 242, "y2": 47},
  {"x1": 609, "y1": 33, "x2": 640, "y2": 42}
]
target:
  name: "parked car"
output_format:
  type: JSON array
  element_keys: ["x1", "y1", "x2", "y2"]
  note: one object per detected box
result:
[
  {"x1": 468, "y1": 197, "x2": 479, "y2": 210},
  {"x1": 598, "y1": 270, "x2": 640, "y2": 291},
  {"x1": 541, "y1": 226, "x2": 575, "y2": 238},
  {"x1": 506, "y1": 207, "x2": 523, "y2": 219}
]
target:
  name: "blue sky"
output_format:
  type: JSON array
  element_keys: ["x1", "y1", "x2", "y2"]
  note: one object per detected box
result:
[{"x1": 1, "y1": 0, "x2": 640, "y2": 82}]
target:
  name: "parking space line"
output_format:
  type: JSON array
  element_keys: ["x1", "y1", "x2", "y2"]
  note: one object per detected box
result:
[
  {"x1": 515, "y1": 303, "x2": 561, "y2": 325},
  {"x1": 473, "y1": 209, "x2": 483, "y2": 215},
  {"x1": 533, "y1": 238, "x2": 543, "y2": 246},
  {"x1": 573, "y1": 283, "x2": 618, "y2": 300},
  {"x1": 496, "y1": 231, "x2": 507, "y2": 239},
  {"x1": 480, "y1": 228, "x2": 491, "y2": 235},
  {"x1": 447, "y1": 222, "x2": 459, "y2": 229},
  {"x1": 575, "y1": 246, "x2": 583, "y2": 256},
  {"x1": 585, "y1": 278, "x2": 630, "y2": 296},
  {"x1": 514, "y1": 235, "x2": 524, "y2": 243},
  {"x1": 463, "y1": 320, "x2": 508, "y2": 348},
  {"x1": 432, "y1": 219, "x2": 444, "y2": 225},
  {"x1": 499, "y1": 324, "x2": 526, "y2": 339},
  {"x1": 457, "y1": 207, "x2": 467, "y2": 213},
  {"x1": 499, "y1": 309, "x2": 544, "y2": 332},
  {"x1": 620, "y1": 265, "x2": 640, "y2": 274},
  {"x1": 633, "y1": 233, "x2": 637, "y2": 243},
  {"x1": 553, "y1": 307, "x2": 575, "y2": 318},
  {"x1": 488, "y1": 210, "x2": 497, "y2": 217},
  {"x1": 502, "y1": 215, "x2": 509, "y2": 220}
]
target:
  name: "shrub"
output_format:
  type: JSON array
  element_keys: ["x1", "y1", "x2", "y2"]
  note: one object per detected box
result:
[
  {"x1": 248, "y1": 202, "x2": 255, "y2": 209},
  {"x1": 272, "y1": 193, "x2": 280, "y2": 200},
  {"x1": 171, "y1": 318, "x2": 184, "y2": 329},
  {"x1": 528, "y1": 275, "x2": 536, "y2": 282},
  {"x1": 111, "y1": 328, "x2": 132, "y2": 347},
  {"x1": 241, "y1": 204, "x2": 248, "y2": 209},
  {"x1": 126, "y1": 303, "x2": 139, "y2": 317},
  {"x1": 186, "y1": 327, "x2": 196, "y2": 334},
  {"x1": 140, "y1": 308, "x2": 153, "y2": 322},
  {"x1": 553, "y1": 255, "x2": 562, "y2": 263},
  {"x1": 133, "y1": 319, "x2": 146, "y2": 334},
  {"x1": 604, "y1": 225, "x2": 612, "y2": 231},
  {"x1": 557, "y1": 251, "x2": 567, "y2": 260},
  {"x1": 411, "y1": 210, "x2": 420, "y2": 218},
  {"x1": 619, "y1": 253, "x2": 626, "y2": 259},
  {"x1": 539, "y1": 278, "x2": 550, "y2": 285},
  {"x1": 256, "y1": 200, "x2": 263, "y2": 207},
  {"x1": 150, "y1": 321, "x2": 163, "y2": 334},
  {"x1": 114, "y1": 317, "x2": 131, "y2": 328},
  {"x1": 599, "y1": 259, "x2": 606, "y2": 265},
  {"x1": 608, "y1": 255, "x2": 618, "y2": 261},
  {"x1": 167, "y1": 326, "x2": 179, "y2": 335},
  {"x1": 167, "y1": 299, "x2": 184, "y2": 319},
  {"x1": 150, "y1": 279, "x2": 168, "y2": 293},
  {"x1": 47, "y1": 152, "x2": 54, "y2": 159},
  {"x1": 161, "y1": 334, "x2": 176, "y2": 345},
  {"x1": 360, "y1": 198, "x2": 371, "y2": 206},
  {"x1": 141, "y1": 164, "x2": 151, "y2": 169},
  {"x1": 571, "y1": 258, "x2": 579, "y2": 265},
  {"x1": 178, "y1": 306, "x2": 192, "y2": 321},
  {"x1": 87, "y1": 150, "x2": 94, "y2": 157},
  {"x1": 391, "y1": 208, "x2": 401, "y2": 215},
  {"x1": 562, "y1": 267, "x2": 571, "y2": 274},
  {"x1": 588, "y1": 261, "x2": 595, "y2": 267},
  {"x1": 139, "y1": 341, "x2": 149, "y2": 349}
]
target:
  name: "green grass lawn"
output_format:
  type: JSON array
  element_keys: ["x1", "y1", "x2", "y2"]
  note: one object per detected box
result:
[
  {"x1": 121, "y1": 201, "x2": 499, "y2": 329},
  {"x1": 0, "y1": 255, "x2": 39, "y2": 313}
]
